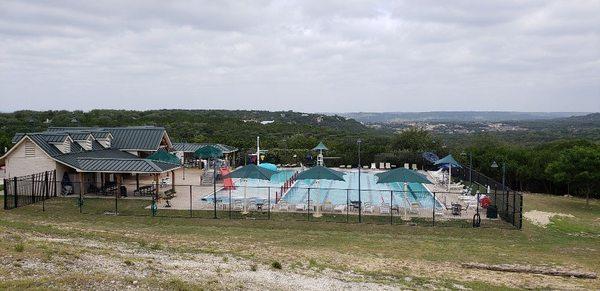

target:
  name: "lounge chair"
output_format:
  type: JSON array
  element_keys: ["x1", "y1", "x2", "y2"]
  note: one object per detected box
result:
[
  {"x1": 364, "y1": 202, "x2": 375, "y2": 214},
  {"x1": 295, "y1": 204, "x2": 307, "y2": 211},
  {"x1": 334, "y1": 204, "x2": 347, "y2": 213},
  {"x1": 385, "y1": 163, "x2": 391, "y2": 169},
  {"x1": 409, "y1": 202, "x2": 420, "y2": 215},
  {"x1": 379, "y1": 162, "x2": 385, "y2": 169},
  {"x1": 380, "y1": 205, "x2": 390, "y2": 214},
  {"x1": 322, "y1": 201, "x2": 333, "y2": 212},
  {"x1": 370, "y1": 163, "x2": 376, "y2": 169}
]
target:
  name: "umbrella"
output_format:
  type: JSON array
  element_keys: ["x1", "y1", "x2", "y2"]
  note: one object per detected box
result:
[
  {"x1": 434, "y1": 154, "x2": 462, "y2": 192},
  {"x1": 195, "y1": 145, "x2": 224, "y2": 219},
  {"x1": 376, "y1": 167, "x2": 432, "y2": 219},
  {"x1": 296, "y1": 165, "x2": 345, "y2": 181},
  {"x1": 223, "y1": 164, "x2": 278, "y2": 213},
  {"x1": 147, "y1": 149, "x2": 181, "y2": 165},
  {"x1": 195, "y1": 144, "x2": 224, "y2": 159},
  {"x1": 296, "y1": 165, "x2": 345, "y2": 218}
]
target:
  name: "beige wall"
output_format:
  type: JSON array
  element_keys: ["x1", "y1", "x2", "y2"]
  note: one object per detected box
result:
[{"x1": 4, "y1": 139, "x2": 58, "y2": 178}]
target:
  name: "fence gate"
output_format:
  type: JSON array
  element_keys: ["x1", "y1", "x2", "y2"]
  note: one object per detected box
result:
[{"x1": 3, "y1": 170, "x2": 57, "y2": 210}]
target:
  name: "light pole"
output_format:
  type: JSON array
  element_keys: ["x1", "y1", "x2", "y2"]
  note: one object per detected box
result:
[
  {"x1": 357, "y1": 139, "x2": 362, "y2": 223},
  {"x1": 491, "y1": 161, "x2": 506, "y2": 190}
]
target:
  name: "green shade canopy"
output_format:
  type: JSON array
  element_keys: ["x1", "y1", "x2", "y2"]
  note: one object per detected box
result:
[
  {"x1": 223, "y1": 164, "x2": 277, "y2": 180},
  {"x1": 434, "y1": 154, "x2": 462, "y2": 168},
  {"x1": 147, "y1": 149, "x2": 181, "y2": 165},
  {"x1": 195, "y1": 145, "x2": 223, "y2": 159},
  {"x1": 375, "y1": 167, "x2": 432, "y2": 184},
  {"x1": 296, "y1": 165, "x2": 345, "y2": 181},
  {"x1": 312, "y1": 141, "x2": 329, "y2": 151}
]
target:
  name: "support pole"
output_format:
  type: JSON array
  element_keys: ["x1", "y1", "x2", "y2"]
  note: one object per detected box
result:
[
  {"x1": 432, "y1": 192, "x2": 436, "y2": 226},
  {"x1": 390, "y1": 190, "x2": 393, "y2": 225},
  {"x1": 189, "y1": 185, "x2": 193, "y2": 218},
  {"x1": 307, "y1": 188, "x2": 311, "y2": 221},
  {"x1": 268, "y1": 187, "x2": 271, "y2": 220},
  {"x1": 213, "y1": 158, "x2": 217, "y2": 219}
]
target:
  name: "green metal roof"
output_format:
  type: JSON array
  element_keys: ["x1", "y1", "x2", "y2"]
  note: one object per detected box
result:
[
  {"x1": 53, "y1": 149, "x2": 179, "y2": 173},
  {"x1": 47, "y1": 126, "x2": 166, "y2": 151},
  {"x1": 172, "y1": 142, "x2": 238, "y2": 154}
]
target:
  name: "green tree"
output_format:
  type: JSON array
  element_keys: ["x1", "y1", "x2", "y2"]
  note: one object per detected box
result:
[{"x1": 546, "y1": 145, "x2": 600, "y2": 205}]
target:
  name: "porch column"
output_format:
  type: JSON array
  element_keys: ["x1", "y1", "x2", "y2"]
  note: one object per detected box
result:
[
  {"x1": 154, "y1": 174, "x2": 159, "y2": 198},
  {"x1": 116, "y1": 174, "x2": 122, "y2": 198},
  {"x1": 79, "y1": 172, "x2": 85, "y2": 195},
  {"x1": 171, "y1": 170, "x2": 175, "y2": 191}
]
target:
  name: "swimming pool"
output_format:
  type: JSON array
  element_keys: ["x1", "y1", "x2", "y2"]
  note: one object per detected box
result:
[
  {"x1": 282, "y1": 171, "x2": 442, "y2": 209},
  {"x1": 202, "y1": 170, "x2": 295, "y2": 203}
]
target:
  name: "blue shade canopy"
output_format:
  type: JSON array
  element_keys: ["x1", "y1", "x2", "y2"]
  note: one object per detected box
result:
[
  {"x1": 312, "y1": 141, "x2": 329, "y2": 151},
  {"x1": 195, "y1": 145, "x2": 223, "y2": 159},
  {"x1": 223, "y1": 164, "x2": 277, "y2": 180},
  {"x1": 147, "y1": 149, "x2": 181, "y2": 165},
  {"x1": 258, "y1": 163, "x2": 277, "y2": 172},
  {"x1": 433, "y1": 154, "x2": 462, "y2": 168},
  {"x1": 375, "y1": 167, "x2": 432, "y2": 184},
  {"x1": 296, "y1": 165, "x2": 345, "y2": 181}
]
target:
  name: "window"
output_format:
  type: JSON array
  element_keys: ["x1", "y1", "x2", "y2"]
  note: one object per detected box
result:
[{"x1": 24, "y1": 144, "x2": 35, "y2": 157}]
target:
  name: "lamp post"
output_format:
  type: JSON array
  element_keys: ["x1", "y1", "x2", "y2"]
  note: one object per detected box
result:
[
  {"x1": 357, "y1": 139, "x2": 362, "y2": 223},
  {"x1": 491, "y1": 161, "x2": 506, "y2": 190}
]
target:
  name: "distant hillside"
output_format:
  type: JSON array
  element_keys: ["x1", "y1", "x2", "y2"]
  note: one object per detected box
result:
[{"x1": 340, "y1": 111, "x2": 590, "y2": 123}]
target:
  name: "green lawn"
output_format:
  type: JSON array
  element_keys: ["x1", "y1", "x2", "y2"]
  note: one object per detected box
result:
[{"x1": 0, "y1": 194, "x2": 598, "y2": 290}]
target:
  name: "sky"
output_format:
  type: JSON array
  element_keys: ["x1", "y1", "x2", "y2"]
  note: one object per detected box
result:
[{"x1": 0, "y1": 0, "x2": 599, "y2": 113}]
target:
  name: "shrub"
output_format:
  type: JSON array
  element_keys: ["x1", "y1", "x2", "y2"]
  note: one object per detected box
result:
[
  {"x1": 271, "y1": 261, "x2": 282, "y2": 269},
  {"x1": 250, "y1": 264, "x2": 257, "y2": 271},
  {"x1": 14, "y1": 243, "x2": 24, "y2": 252}
]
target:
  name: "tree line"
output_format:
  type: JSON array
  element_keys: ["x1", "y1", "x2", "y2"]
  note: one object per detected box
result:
[{"x1": 1, "y1": 110, "x2": 597, "y2": 200}]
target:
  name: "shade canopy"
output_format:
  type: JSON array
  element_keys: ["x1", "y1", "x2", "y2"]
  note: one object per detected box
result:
[
  {"x1": 434, "y1": 154, "x2": 462, "y2": 168},
  {"x1": 375, "y1": 167, "x2": 432, "y2": 184},
  {"x1": 223, "y1": 164, "x2": 277, "y2": 181},
  {"x1": 296, "y1": 165, "x2": 345, "y2": 181},
  {"x1": 147, "y1": 149, "x2": 181, "y2": 165},
  {"x1": 195, "y1": 145, "x2": 223, "y2": 159},
  {"x1": 258, "y1": 162, "x2": 277, "y2": 172},
  {"x1": 312, "y1": 141, "x2": 329, "y2": 151}
]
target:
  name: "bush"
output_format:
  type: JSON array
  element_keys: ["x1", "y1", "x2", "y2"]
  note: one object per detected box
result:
[
  {"x1": 250, "y1": 264, "x2": 257, "y2": 271},
  {"x1": 14, "y1": 243, "x2": 24, "y2": 252},
  {"x1": 271, "y1": 261, "x2": 282, "y2": 269}
]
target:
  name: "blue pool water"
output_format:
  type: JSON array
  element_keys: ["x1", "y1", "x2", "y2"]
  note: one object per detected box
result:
[
  {"x1": 282, "y1": 171, "x2": 442, "y2": 209},
  {"x1": 202, "y1": 170, "x2": 295, "y2": 203}
]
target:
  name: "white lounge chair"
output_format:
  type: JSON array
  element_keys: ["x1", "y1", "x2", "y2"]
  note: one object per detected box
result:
[
  {"x1": 322, "y1": 201, "x2": 333, "y2": 212},
  {"x1": 385, "y1": 163, "x2": 391, "y2": 169},
  {"x1": 364, "y1": 202, "x2": 375, "y2": 214},
  {"x1": 380, "y1": 205, "x2": 390, "y2": 214},
  {"x1": 295, "y1": 204, "x2": 307, "y2": 211},
  {"x1": 334, "y1": 204, "x2": 347, "y2": 213},
  {"x1": 370, "y1": 163, "x2": 376, "y2": 169}
]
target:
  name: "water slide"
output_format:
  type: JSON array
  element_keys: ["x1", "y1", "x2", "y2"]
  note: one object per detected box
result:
[{"x1": 220, "y1": 168, "x2": 236, "y2": 190}]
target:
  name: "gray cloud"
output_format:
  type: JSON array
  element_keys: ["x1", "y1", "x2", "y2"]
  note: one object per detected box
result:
[{"x1": 0, "y1": 0, "x2": 598, "y2": 112}]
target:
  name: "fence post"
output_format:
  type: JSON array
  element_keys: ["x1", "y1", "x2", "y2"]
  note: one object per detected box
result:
[
  {"x1": 390, "y1": 190, "x2": 393, "y2": 225},
  {"x1": 78, "y1": 182, "x2": 83, "y2": 213},
  {"x1": 43, "y1": 171, "x2": 49, "y2": 212},
  {"x1": 268, "y1": 187, "x2": 271, "y2": 220},
  {"x1": 346, "y1": 189, "x2": 349, "y2": 223},
  {"x1": 189, "y1": 185, "x2": 193, "y2": 218},
  {"x1": 14, "y1": 177, "x2": 18, "y2": 209},
  {"x1": 518, "y1": 192, "x2": 523, "y2": 229},
  {"x1": 31, "y1": 174, "x2": 35, "y2": 204},
  {"x1": 307, "y1": 187, "x2": 311, "y2": 221},
  {"x1": 53, "y1": 170, "x2": 57, "y2": 197},
  {"x1": 432, "y1": 192, "x2": 436, "y2": 227},
  {"x1": 3, "y1": 179, "x2": 7, "y2": 210},
  {"x1": 228, "y1": 188, "x2": 232, "y2": 219}
]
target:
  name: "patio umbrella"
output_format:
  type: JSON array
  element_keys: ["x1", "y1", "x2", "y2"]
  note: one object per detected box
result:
[
  {"x1": 147, "y1": 149, "x2": 181, "y2": 165},
  {"x1": 375, "y1": 167, "x2": 432, "y2": 219},
  {"x1": 223, "y1": 164, "x2": 278, "y2": 213},
  {"x1": 296, "y1": 165, "x2": 345, "y2": 218},
  {"x1": 195, "y1": 145, "x2": 224, "y2": 219},
  {"x1": 434, "y1": 154, "x2": 462, "y2": 192}
]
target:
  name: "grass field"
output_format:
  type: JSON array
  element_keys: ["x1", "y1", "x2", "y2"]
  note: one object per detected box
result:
[{"x1": 0, "y1": 193, "x2": 598, "y2": 290}]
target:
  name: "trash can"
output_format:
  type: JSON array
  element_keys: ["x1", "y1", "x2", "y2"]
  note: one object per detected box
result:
[
  {"x1": 486, "y1": 205, "x2": 498, "y2": 218},
  {"x1": 120, "y1": 186, "x2": 127, "y2": 197}
]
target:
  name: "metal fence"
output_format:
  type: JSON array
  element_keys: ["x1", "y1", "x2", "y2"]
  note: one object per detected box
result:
[
  {"x1": 3, "y1": 170, "x2": 57, "y2": 210},
  {"x1": 453, "y1": 166, "x2": 523, "y2": 229},
  {"x1": 3, "y1": 177, "x2": 517, "y2": 229}
]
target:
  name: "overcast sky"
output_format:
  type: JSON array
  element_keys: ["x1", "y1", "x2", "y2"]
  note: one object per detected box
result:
[{"x1": 1, "y1": 1, "x2": 599, "y2": 113}]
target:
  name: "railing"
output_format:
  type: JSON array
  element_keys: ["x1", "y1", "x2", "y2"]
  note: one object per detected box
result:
[{"x1": 3, "y1": 170, "x2": 57, "y2": 210}]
